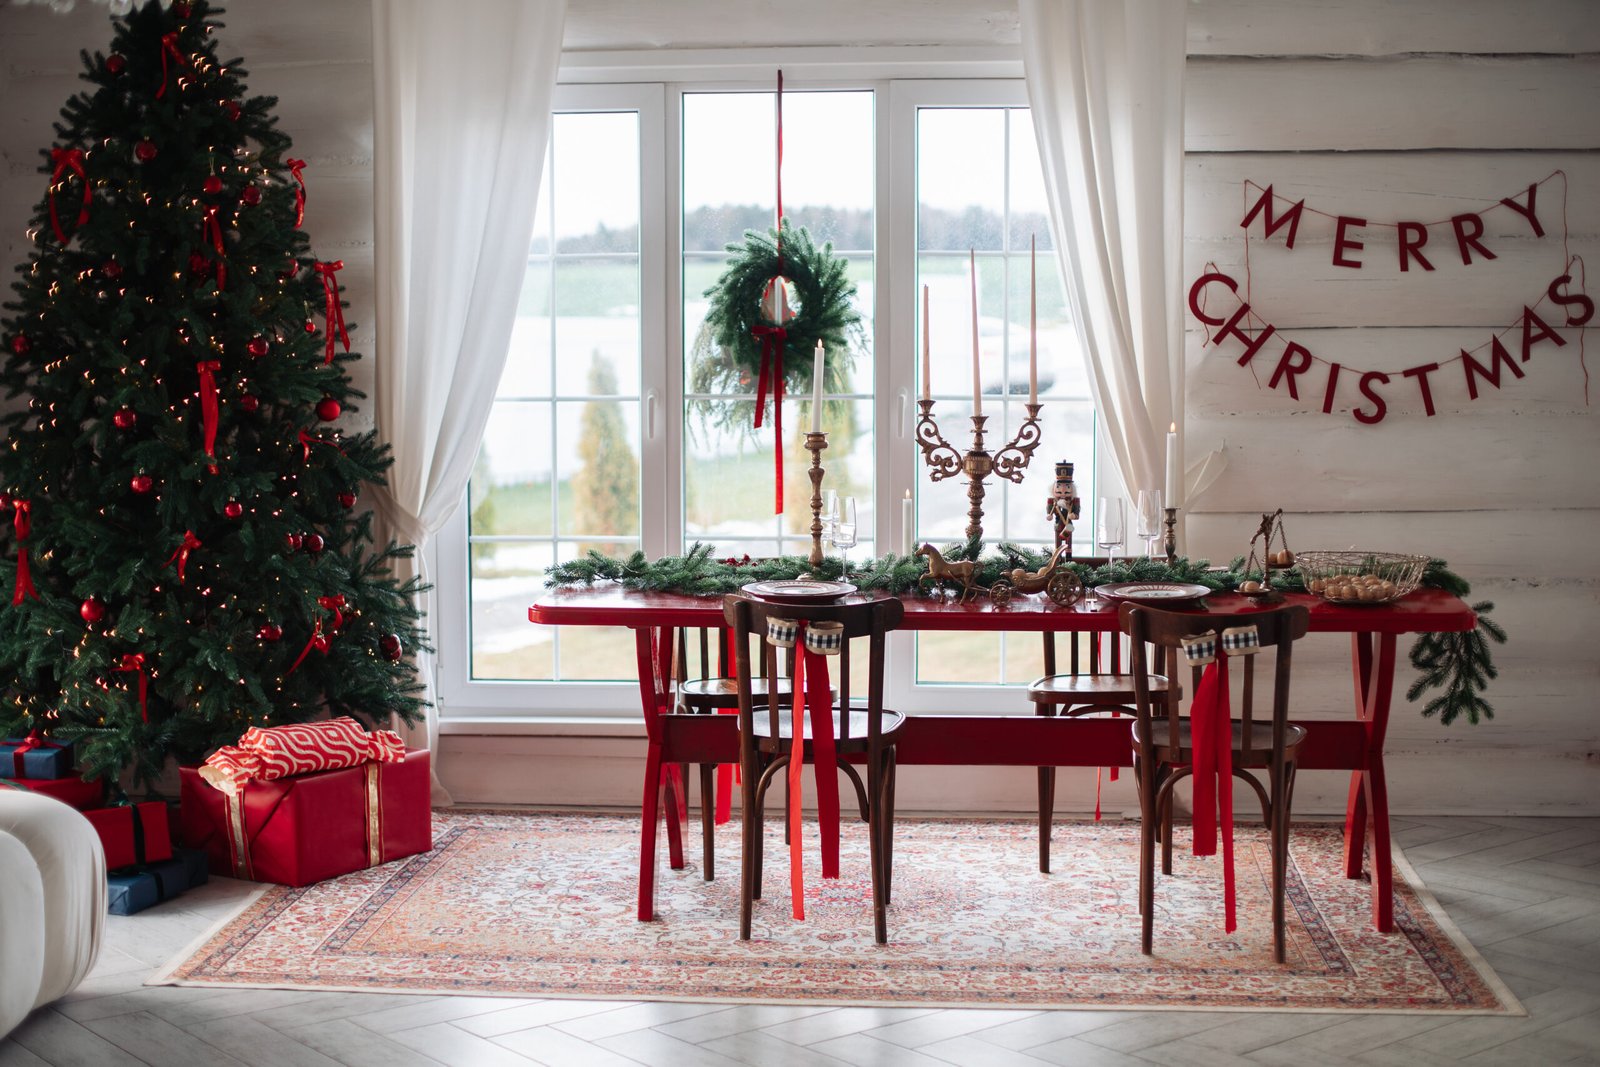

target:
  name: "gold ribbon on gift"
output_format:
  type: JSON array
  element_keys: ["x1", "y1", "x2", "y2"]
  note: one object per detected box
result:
[{"x1": 223, "y1": 761, "x2": 387, "y2": 879}]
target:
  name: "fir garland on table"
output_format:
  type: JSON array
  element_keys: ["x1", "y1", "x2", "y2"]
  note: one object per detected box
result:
[{"x1": 547, "y1": 543, "x2": 1506, "y2": 726}]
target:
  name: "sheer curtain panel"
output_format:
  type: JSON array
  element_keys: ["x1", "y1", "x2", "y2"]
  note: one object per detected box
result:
[{"x1": 371, "y1": 0, "x2": 567, "y2": 800}]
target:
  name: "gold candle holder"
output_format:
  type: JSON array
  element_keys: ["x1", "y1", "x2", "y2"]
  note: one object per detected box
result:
[
  {"x1": 804, "y1": 431, "x2": 829, "y2": 566},
  {"x1": 914, "y1": 399, "x2": 1043, "y2": 543},
  {"x1": 1164, "y1": 507, "x2": 1178, "y2": 563}
]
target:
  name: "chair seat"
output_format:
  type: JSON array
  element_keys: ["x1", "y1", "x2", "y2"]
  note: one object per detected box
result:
[
  {"x1": 676, "y1": 676, "x2": 790, "y2": 710},
  {"x1": 1027, "y1": 673, "x2": 1173, "y2": 705},
  {"x1": 748, "y1": 706, "x2": 906, "y2": 753},
  {"x1": 1141, "y1": 718, "x2": 1307, "y2": 765}
]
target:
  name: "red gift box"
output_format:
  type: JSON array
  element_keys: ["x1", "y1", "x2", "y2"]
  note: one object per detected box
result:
[
  {"x1": 83, "y1": 801, "x2": 173, "y2": 870},
  {"x1": 0, "y1": 774, "x2": 104, "y2": 810},
  {"x1": 179, "y1": 749, "x2": 432, "y2": 887}
]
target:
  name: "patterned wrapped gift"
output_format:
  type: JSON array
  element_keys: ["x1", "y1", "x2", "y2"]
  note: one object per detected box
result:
[
  {"x1": 0, "y1": 733, "x2": 74, "y2": 780},
  {"x1": 107, "y1": 847, "x2": 209, "y2": 916},
  {"x1": 0, "y1": 774, "x2": 103, "y2": 810},
  {"x1": 83, "y1": 801, "x2": 173, "y2": 871},
  {"x1": 180, "y1": 748, "x2": 432, "y2": 887}
]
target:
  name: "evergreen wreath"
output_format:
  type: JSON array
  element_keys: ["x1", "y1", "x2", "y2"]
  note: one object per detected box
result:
[{"x1": 689, "y1": 222, "x2": 865, "y2": 432}]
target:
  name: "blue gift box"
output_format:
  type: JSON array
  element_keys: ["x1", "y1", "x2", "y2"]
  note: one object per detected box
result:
[
  {"x1": 0, "y1": 736, "x2": 74, "y2": 780},
  {"x1": 106, "y1": 847, "x2": 210, "y2": 916}
]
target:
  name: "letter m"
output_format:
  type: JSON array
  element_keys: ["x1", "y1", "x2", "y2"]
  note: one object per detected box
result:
[{"x1": 1240, "y1": 184, "x2": 1305, "y2": 249}]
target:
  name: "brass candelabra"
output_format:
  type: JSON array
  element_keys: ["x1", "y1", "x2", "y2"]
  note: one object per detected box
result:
[
  {"x1": 914, "y1": 399, "x2": 1043, "y2": 543},
  {"x1": 804, "y1": 431, "x2": 828, "y2": 566},
  {"x1": 1164, "y1": 507, "x2": 1178, "y2": 563}
]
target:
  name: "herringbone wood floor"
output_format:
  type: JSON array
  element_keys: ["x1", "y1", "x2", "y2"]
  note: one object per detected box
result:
[{"x1": 4, "y1": 815, "x2": 1598, "y2": 1066}]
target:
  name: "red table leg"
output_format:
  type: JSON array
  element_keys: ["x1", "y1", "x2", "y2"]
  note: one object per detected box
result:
[
  {"x1": 1340, "y1": 631, "x2": 1397, "y2": 932},
  {"x1": 633, "y1": 625, "x2": 684, "y2": 922}
]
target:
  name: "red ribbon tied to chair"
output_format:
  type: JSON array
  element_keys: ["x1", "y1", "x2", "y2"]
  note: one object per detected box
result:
[
  {"x1": 312, "y1": 261, "x2": 349, "y2": 364},
  {"x1": 48, "y1": 148, "x2": 90, "y2": 245},
  {"x1": 1189, "y1": 655, "x2": 1238, "y2": 933},
  {"x1": 11, "y1": 500, "x2": 38, "y2": 606},
  {"x1": 196, "y1": 360, "x2": 221, "y2": 473},
  {"x1": 156, "y1": 32, "x2": 188, "y2": 99},
  {"x1": 286, "y1": 158, "x2": 307, "y2": 228},
  {"x1": 201, "y1": 204, "x2": 226, "y2": 289},
  {"x1": 784, "y1": 624, "x2": 844, "y2": 921},
  {"x1": 114, "y1": 653, "x2": 149, "y2": 723},
  {"x1": 165, "y1": 530, "x2": 202, "y2": 584}
]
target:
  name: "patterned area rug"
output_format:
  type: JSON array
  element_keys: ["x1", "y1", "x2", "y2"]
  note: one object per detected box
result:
[{"x1": 153, "y1": 810, "x2": 1520, "y2": 1013}]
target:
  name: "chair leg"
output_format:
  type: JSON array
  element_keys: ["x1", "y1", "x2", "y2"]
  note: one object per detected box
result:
[
  {"x1": 1137, "y1": 757, "x2": 1156, "y2": 954},
  {"x1": 867, "y1": 750, "x2": 888, "y2": 944},
  {"x1": 699, "y1": 763, "x2": 716, "y2": 881},
  {"x1": 1038, "y1": 766, "x2": 1056, "y2": 874},
  {"x1": 1271, "y1": 760, "x2": 1296, "y2": 964},
  {"x1": 739, "y1": 752, "x2": 759, "y2": 940},
  {"x1": 882, "y1": 750, "x2": 897, "y2": 907},
  {"x1": 1160, "y1": 777, "x2": 1175, "y2": 876}
]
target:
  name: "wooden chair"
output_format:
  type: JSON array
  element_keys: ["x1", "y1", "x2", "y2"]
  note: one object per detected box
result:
[
  {"x1": 1120, "y1": 601, "x2": 1311, "y2": 962},
  {"x1": 724, "y1": 593, "x2": 905, "y2": 943},
  {"x1": 1027, "y1": 560, "x2": 1175, "y2": 873}
]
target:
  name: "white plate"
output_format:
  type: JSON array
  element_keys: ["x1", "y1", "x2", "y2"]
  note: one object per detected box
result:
[
  {"x1": 1094, "y1": 582, "x2": 1212, "y2": 606},
  {"x1": 740, "y1": 580, "x2": 857, "y2": 605}
]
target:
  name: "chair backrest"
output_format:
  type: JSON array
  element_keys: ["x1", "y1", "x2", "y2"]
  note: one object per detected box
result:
[
  {"x1": 722, "y1": 595, "x2": 904, "y2": 744},
  {"x1": 1041, "y1": 557, "x2": 1121, "y2": 677},
  {"x1": 1119, "y1": 603, "x2": 1310, "y2": 757}
]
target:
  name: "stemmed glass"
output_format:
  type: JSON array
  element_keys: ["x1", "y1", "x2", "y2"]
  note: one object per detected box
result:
[
  {"x1": 1136, "y1": 489, "x2": 1164, "y2": 559},
  {"x1": 830, "y1": 496, "x2": 858, "y2": 580},
  {"x1": 1096, "y1": 496, "x2": 1124, "y2": 582},
  {"x1": 820, "y1": 489, "x2": 839, "y2": 550}
]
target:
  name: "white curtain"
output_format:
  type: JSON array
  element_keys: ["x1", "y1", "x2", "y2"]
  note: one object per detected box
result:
[
  {"x1": 1020, "y1": 0, "x2": 1216, "y2": 534},
  {"x1": 371, "y1": 0, "x2": 567, "y2": 802}
]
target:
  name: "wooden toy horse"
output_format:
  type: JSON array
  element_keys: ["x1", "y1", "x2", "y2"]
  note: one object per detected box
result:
[{"x1": 916, "y1": 543, "x2": 986, "y2": 603}]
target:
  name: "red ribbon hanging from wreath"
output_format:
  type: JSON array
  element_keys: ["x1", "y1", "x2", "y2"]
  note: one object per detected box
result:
[
  {"x1": 11, "y1": 500, "x2": 38, "y2": 606},
  {"x1": 313, "y1": 261, "x2": 349, "y2": 364},
  {"x1": 156, "y1": 31, "x2": 187, "y2": 100},
  {"x1": 196, "y1": 360, "x2": 221, "y2": 473},
  {"x1": 48, "y1": 148, "x2": 90, "y2": 245},
  {"x1": 114, "y1": 653, "x2": 149, "y2": 723},
  {"x1": 201, "y1": 205, "x2": 226, "y2": 289},
  {"x1": 286, "y1": 159, "x2": 307, "y2": 227},
  {"x1": 165, "y1": 530, "x2": 202, "y2": 584},
  {"x1": 750, "y1": 70, "x2": 787, "y2": 516}
]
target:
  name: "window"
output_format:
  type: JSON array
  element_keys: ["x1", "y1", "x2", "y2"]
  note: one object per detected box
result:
[{"x1": 438, "y1": 76, "x2": 1095, "y2": 719}]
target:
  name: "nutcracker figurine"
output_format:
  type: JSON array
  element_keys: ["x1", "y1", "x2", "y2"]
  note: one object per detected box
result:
[{"x1": 1046, "y1": 460, "x2": 1081, "y2": 555}]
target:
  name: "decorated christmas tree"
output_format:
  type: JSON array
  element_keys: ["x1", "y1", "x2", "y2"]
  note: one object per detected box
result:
[{"x1": 0, "y1": 0, "x2": 425, "y2": 791}]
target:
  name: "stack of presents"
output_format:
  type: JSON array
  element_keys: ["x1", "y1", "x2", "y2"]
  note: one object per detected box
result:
[{"x1": 1, "y1": 718, "x2": 431, "y2": 914}]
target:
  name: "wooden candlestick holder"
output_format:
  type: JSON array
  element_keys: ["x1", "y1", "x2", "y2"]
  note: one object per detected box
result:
[{"x1": 804, "y1": 431, "x2": 828, "y2": 566}]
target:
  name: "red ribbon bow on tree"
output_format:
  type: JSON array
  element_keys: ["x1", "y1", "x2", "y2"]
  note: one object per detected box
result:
[
  {"x1": 47, "y1": 148, "x2": 90, "y2": 245},
  {"x1": 196, "y1": 360, "x2": 221, "y2": 473},
  {"x1": 155, "y1": 31, "x2": 187, "y2": 99},
  {"x1": 165, "y1": 530, "x2": 202, "y2": 584},
  {"x1": 286, "y1": 158, "x2": 307, "y2": 227},
  {"x1": 316, "y1": 594, "x2": 346, "y2": 631},
  {"x1": 11, "y1": 500, "x2": 38, "y2": 606},
  {"x1": 200, "y1": 205, "x2": 226, "y2": 289},
  {"x1": 114, "y1": 653, "x2": 149, "y2": 723},
  {"x1": 288, "y1": 595, "x2": 345, "y2": 675},
  {"x1": 298, "y1": 429, "x2": 344, "y2": 465},
  {"x1": 312, "y1": 261, "x2": 349, "y2": 364}
]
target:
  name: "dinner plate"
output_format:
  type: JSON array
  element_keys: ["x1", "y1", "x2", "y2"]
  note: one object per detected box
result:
[
  {"x1": 740, "y1": 580, "x2": 857, "y2": 604},
  {"x1": 1094, "y1": 581, "x2": 1212, "y2": 606}
]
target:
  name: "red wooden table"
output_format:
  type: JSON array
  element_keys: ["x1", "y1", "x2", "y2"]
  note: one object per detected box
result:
[{"x1": 530, "y1": 585, "x2": 1475, "y2": 932}]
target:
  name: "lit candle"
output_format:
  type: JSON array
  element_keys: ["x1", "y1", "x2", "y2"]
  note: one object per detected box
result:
[
  {"x1": 921, "y1": 283, "x2": 931, "y2": 402},
  {"x1": 811, "y1": 340, "x2": 825, "y2": 433},
  {"x1": 902, "y1": 489, "x2": 914, "y2": 556},
  {"x1": 1165, "y1": 422, "x2": 1180, "y2": 510},
  {"x1": 1029, "y1": 235, "x2": 1038, "y2": 408},
  {"x1": 969, "y1": 249, "x2": 981, "y2": 417}
]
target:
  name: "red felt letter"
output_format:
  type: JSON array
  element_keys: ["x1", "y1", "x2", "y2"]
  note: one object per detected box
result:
[
  {"x1": 1321, "y1": 362, "x2": 1343, "y2": 414},
  {"x1": 1547, "y1": 274, "x2": 1596, "y2": 326},
  {"x1": 1397, "y1": 222, "x2": 1434, "y2": 272},
  {"x1": 1210, "y1": 304, "x2": 1277, "y2": 367},
  {"x1": 1519, "y1": 306, "x2": 1567, "y2": 360},
  {"x1": 1268, "y1": 341, "x2": 1314, "y2": 400},
  {"x1": 1332, "y1": 216, "x2": 1367, "y2": 269},
  {"x1": 1188, "y1": 271, "x2": 1237, "y2": 326},
  {"x1": 1352, "y1": 370, "x2": 1389, "y2": 425},
  {"x1": 1401, "y1": 362, "x2": 1441, "y2": 417},
  {"x1": 1450, "y1": 213, "x2": 1497, "y2": 265},
  {"x1": 1499, "y1": 182, "x2": 1544, "y2": 238},
  {"x1": 1239, "y1": 185, "x2": 1305, "y2": 248},
  {"x1": 1461, "y1": 338, "x2": 1525, "y2": 400}
]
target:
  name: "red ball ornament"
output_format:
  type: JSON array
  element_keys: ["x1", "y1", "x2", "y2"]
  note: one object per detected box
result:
[
  {"x1": 105, "y1": 53, "x2": 127, "y2": 75},
  {"x1": 257, "y1": 623, "x2": 282, "y2": 642},
  {"x1": 102, "y1": 260, "x2": 122, "y2": 280},
  {"x1": 172, "y1": 0, "x2": 192, "y2": 17},
  {"x1": 246, "y1": 336, "x2": 269, "y2": 358},
  {"x1": 202, "y1": 175, "x2": 224, "y2": 195},
  {"x1": 224, "y1": 500, "x2": 243, "y2": 519},
  {"x1": 223, "y1": 100, "x2": 241, "y2": 121},
  {"x1": 337, "y1": 490, "x2": 357, "y2": 509},
  {"x1": 10, "y1": 335, "x2": 30, "y2": 356},
  {"x1": 240, "y1": 185, "x2": 261, "y2": 206},
  {"x1": 0, "y1": 492, "x2": 12, "y2": 511},
  {"x1": 378, "y1": 634, "x2": 403, "y2": 662},
  {"x1": 134, "y1": 140, "x2": 157, "y2": 163},
  {"x1": 238, "y1": 393, "x2": 259, "y2": 413},
  {"x1": 80, "y1": 597, "x2": 106, "y2": 625},
  {"x1": 315, "y1": 398, "x2": 341, "y2": 422},
  {"x1": 311, "y1": 633, "x2": 331, "y2": 653},
  {"x1": 112, "y1": 407, "x2": 137, "y2": 430},
  {"x1": 284, "y1": 532, "x2": 303, "y2": 552},
  {"x1": 130, "y1": 473, "x2": 153, "y2": 494},
  {"x1": 303, "y1": 533, "x2": 325, "y2": 555},
  {"x1": 188, "y1": 252, "x2": 210, "y2": 275},
  {"x1": 304, "y1": 320, "x2": 317, "y2": 334}
]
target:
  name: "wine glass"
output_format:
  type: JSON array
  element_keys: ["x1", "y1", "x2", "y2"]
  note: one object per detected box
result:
[
  {"x1": 830, "y1": 496, "x2": 858, "y2": 580},
  {"x1": 820, "y1": 489, "x2": 839, "y2": 547},
  {"x1": 1096, "y1": 496, "x2": 1124, "y2": 583},
  {"x1": 1135, "y1": 489, "x2": 1164, "y2": 558}
]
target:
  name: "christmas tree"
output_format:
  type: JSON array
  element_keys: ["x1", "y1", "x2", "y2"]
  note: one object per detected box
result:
[{"x1": 0, "y1": 0, "x2": 426, "y2": 792}]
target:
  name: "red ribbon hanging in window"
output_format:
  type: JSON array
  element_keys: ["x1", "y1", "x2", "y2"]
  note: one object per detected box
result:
[
  {"x1": 196, "y1": 360, "x2": 221, "y2": 473},
  {"x1": 114, "y1": 653, "x2": 149, "y2": 723},
  {"x1": 165, "y1": 530, "x2": 202, "y2": 584},
  {"x1": 749, "y1": 70, "x2": 787, "y2": 516},
  {"x1": 11, "y1": 500, "x2": 38, "y2": 605},
  {"x1": 200, "y1": 205, "x2": 226, "y2": 289},
  {"x1": 47, "y1": 148, "x2": 90, "y2": 245},
  {"x1": 286, "y1": 158, "x2": 307, "y2": 227},
  {"x1": 155, "y1": 31, "x2": 187, "y2": 100},
  {"x1": 312, "y1": 261, "x2": 349, "y2": 364}
]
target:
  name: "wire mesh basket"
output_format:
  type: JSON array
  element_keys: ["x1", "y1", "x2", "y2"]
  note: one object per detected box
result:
[{"x1": 1295, "y1": 551, "x2": 1430, "y2": 605}]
